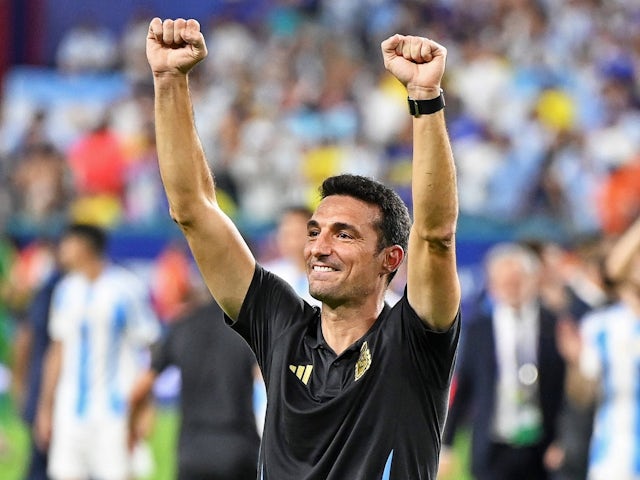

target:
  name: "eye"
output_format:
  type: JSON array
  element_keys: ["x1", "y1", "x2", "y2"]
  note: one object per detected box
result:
[
  {"x1": 337, "y1": 231, "x2": 353, "y2": 240},
  {"x1": 307, "y1": 229, "x2": 319, "y2": 238}
]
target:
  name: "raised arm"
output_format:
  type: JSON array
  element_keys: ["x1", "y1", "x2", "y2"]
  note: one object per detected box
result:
[
  {"x1": 381, "y1": 35, "x2": 460, "y2": 330},
  {"x1": 146, "y1": 18, "x2": 255, "y2": 319},
  {"x1": 605, "y1": 216, "x2": 640, "y2": 284}
]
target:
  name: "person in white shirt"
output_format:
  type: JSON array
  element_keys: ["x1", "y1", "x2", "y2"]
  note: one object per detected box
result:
[
  {"x1": 35, "y1": 223, "x2": 160, "y2": 480},
  {"x1": 558, "y1": 216, "x2": 640, "y2": 480}
]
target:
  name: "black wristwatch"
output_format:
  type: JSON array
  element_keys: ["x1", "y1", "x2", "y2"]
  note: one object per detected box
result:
[{"x1": 408, "y1": 89, "x2": 445, "y2": 117}]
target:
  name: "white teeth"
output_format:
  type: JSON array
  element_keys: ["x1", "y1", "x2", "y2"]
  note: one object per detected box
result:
[{"x1": 313, "y1": 266, "x2": 334, "y2": 272}]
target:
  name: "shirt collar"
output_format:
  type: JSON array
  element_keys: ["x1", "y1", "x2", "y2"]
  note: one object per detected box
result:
[{"x1": 304, "y1": 303, "x2": 392, "y2": 353}]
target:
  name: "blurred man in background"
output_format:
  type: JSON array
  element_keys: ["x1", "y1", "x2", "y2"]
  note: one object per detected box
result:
[
  {"x1": 35, "y1": 223, "x2": 159, "y2": 480},
  {"x1": 129, "y1": 278, "x2": 261, "y2": 480},
  {"x1": 557, "y1": 215, "x2": 640, "y2": 480},
  {"x1": 12, "y1": 239, "x2": 61, "y2": 480},
  {"x1": 441, "y1": 243, "x2": 566, "y2": 480}
]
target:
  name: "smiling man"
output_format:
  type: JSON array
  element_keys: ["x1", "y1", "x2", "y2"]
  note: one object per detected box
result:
[{"x1": 147, "y1": 17, "x2": 460, "y2": 480}]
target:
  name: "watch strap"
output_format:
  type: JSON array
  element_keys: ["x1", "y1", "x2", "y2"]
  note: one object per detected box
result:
[{"x1": 408, "y1": 90, "x2": 445, "y2": 116}]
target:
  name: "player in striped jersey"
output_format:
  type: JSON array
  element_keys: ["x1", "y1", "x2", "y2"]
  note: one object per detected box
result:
[
  {"x1": 559, "y1": 216, "x2": 640, "y2": 480},
  {"x1": 35, "y1": 223, "x2": 160, "y2": 480}
]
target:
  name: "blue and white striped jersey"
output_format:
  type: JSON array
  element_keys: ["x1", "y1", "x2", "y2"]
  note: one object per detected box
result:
[
  {"x1": 580, "y1": 302, "x2": 640, "y2": 480},
  {"x1": 49, "y1": 264, "x2": 160, "y2": 422}
]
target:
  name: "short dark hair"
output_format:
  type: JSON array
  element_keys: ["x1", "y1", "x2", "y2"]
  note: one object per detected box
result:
[
  {"x1": 63, "y1": 223, "x2": 108, "y2": 256},
  {"x1": 320, "y1": 174, "x2": 411, "y2": 280}
]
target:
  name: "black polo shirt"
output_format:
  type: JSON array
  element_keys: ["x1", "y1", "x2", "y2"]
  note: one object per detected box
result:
[{"x1": 230, "y1": 265, "x2": 460, "y2": 480}]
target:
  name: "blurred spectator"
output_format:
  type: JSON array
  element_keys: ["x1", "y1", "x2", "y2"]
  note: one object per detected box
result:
[
  {"x1": 0, "y1": 1, "x2": 637, "y2": 239},
  {"x1": 119, "y1": 16, "x2": 155, "y2": 84},
  {"x1": 3, "y1": 239, "x2": 57, "y2": 321},
  {"x1": 56, "y1": 21, "x2": 119, "y2": 74},
  {"x1": 596, "y1": 156, "x2": 640, "y2": 235},
  {"x1": 66, "y1": 113, "x2": 127, "y2": 227},
  {"x1": 129, "y1": 283, "x2": 261, "y2": 480},
  {"x1": 556, "y1": 215, "x2": 640, "y2": 480},
  {"x1": 441, "y1": 242, "x2": 566, "y2": 480},
  {"x1": 34, "y1": 223, "x2": 159, "y2": 480},
  {"x1": 525, "y1": 238, "x2": 613, "y2": 480},
  {"x1": 0, "y1": 237, "x2": 16, "y2": 368},
  {"x1": 10, "y1": 143, "x2": 71, "y2": 231},
  {"x1": 12, "y1": 250, "x2": 62, "y2": 480},
  {"x1": 122, "y1": 121, "x2": 167, "y2": 226},
  {"x1": 150, "y1": 243, "x2": 193, "y2": 323}
]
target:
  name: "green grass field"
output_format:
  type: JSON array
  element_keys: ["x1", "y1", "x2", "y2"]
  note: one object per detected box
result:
[
  {"x1": 0, "y1": 395, "x2": 470, "y2": 480},
  {"x1": 0, "y1": 395, "x2": 179, "y2": 480}
]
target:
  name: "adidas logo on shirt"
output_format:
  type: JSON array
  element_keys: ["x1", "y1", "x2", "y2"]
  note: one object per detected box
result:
[{"x1": 289, "y1": 364, "x2": 313, "y2": 385}]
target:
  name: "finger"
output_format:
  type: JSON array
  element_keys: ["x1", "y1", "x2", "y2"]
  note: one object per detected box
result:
[
  {"x1": 162, "y1": 19, "x2": 175, "y2": 45},
  {"x1": 182, "y1": 19, "x2": 207, "y2": 55},
  {"x1": 410, "y1": 37, "x2": 424, "y2": 63},
  {"x1": 420, "y1": 40, "x2": 433, "y2": 63},
  {"x1": 173, "y1": 18, "x2": 187, "y2": 44},
  {"x1": 429, "y1": 39, "x2": 447, "y2": 61},
  {"x1": 380, "y1": 33, "x2": 402, "y2": 54},
  {"x1": 401, "y1": 36, "x2": 413, "y2": 60},
  {"x1": 182, "y1": 19, "x2": 203, "y2": 44},
  {"x1": 148, "y1": 17, "x2": 163, "y2": 42}
]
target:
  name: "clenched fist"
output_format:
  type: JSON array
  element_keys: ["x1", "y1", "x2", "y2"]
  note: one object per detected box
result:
[
  {"x1": 381, "y1": 34, "x2": 446, "y2": 100},
  {"x1": 146, "y1": 18, "x2": 208, "y2": 77}
]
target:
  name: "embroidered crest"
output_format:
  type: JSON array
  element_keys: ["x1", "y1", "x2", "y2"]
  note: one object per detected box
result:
[{"x1": 354, "y1": 341, "x2": 372, "y2": 381}]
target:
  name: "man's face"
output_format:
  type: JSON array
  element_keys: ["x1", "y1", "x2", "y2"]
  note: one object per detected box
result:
[
  {"x1": 57, "y1": 234, "x2": 88, "y2": 272},
  {"x1": 487, "y1": 256, "x2": 539, "y2": 309},
  {"x1": 304, "y1": 195, "x2": 386, "y2": 306}
]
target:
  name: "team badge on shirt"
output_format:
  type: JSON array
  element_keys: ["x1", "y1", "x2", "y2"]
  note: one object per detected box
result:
[
  {"x1": 289, "y1": 364, "x2": 314, "y2": 385},
  {"x1": 354, "y1": 341, "x2": 372, "y2": 381}
]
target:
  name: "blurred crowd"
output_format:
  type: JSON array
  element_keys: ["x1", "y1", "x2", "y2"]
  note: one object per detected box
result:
[
  {"x1": 0, "y1": 0, "x2": 640, "y2": 478},
  {"x1": 1, "y1": 0, "x2": 639, "y2": 239}
]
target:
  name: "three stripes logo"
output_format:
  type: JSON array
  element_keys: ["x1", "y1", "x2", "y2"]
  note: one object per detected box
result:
[{"x1": 289, "y1": 364, "x2": 313, "y2": 385}]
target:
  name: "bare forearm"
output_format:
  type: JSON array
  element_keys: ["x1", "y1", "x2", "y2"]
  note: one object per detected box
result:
[
  {"x1": 606, "y1": 216, "x2": 640, "y2": 282},
  {"x1": 129, "y1": 369, "x2": 156, "y2": 442},
  {"x1": 38, "y1": 343, "x2": 61, "y2": 413},
  {"x1": 564, "y1": 362, "x2": 597, "y2": 409},
  {"x1": 411, "y1": 111, "x2": 458, "y2": 241},
  {"x1": 153, "y1": 74, "x2": 255, "y2": 318},
  {"x1": 11, "y1": 325, "x2": 32, "y2": 405},
  {"x1": 154, "y1": 75, "x2": 216, "y2": 225}
]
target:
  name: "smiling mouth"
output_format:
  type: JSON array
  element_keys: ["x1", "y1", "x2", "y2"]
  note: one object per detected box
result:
[{"x1": 312, "y1": 265, "x2": 337, "y2": 272}]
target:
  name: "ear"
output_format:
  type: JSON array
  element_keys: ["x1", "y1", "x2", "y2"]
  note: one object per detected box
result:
[{"x1": 381, "y1": 245, "x2": 405, "y2": 276}]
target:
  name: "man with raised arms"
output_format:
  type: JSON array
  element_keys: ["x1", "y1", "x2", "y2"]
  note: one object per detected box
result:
[{"x1": 146, "y1": 17, "x2": 460, "y2": 479}]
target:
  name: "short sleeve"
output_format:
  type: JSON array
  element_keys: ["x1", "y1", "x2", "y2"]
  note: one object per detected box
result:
[
  {"x1": 398, "y1": 294, "x2": 461, "y2": 389},
  {"x1": 48, "y1": 281, "x2": 68, "y2": 340},
  {"x1": 579, "y1": 314, "x2": 603, "y2": 381},
  {"x1": 123, "y1": 274, "x2": 160, "y2": 346},
  {"x1": 229, "y1": 264, "x2": 315, "y2": 370}
]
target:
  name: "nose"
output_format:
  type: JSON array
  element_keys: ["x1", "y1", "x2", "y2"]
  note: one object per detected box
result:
[{"x1": 308, "y1": 231, "x2": 332, "y2": 258}]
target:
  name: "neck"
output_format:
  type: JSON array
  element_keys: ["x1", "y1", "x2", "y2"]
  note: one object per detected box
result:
[
  {"x1": 321, "y1": 295, "x2": 385, "y2": 355},
  {"x1": 79, "y1": 258, "x2": 106, "y2": 282}
]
